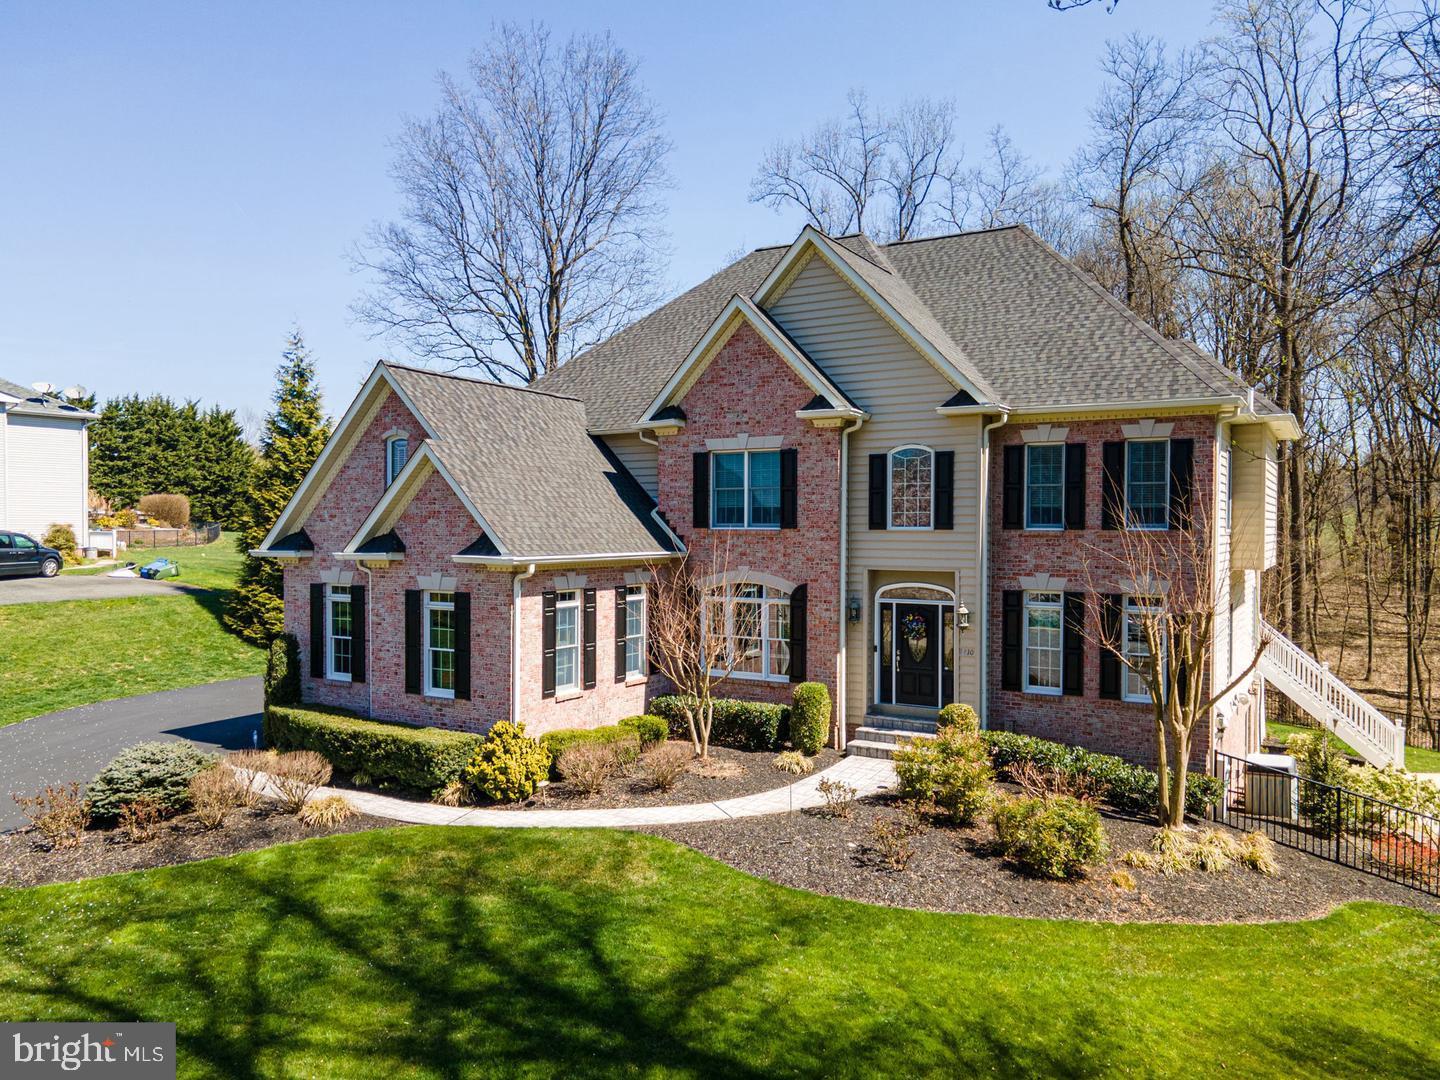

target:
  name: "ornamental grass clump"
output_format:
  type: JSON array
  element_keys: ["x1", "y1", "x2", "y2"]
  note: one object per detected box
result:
[
  {"x1": 772, "y1": 750, "x2": 814, "y2": 776},
  {"x1": 299, "y1": 795, "x2": 356, "y2": 827},
  {"x1": 463, "y1": 721, "x2": 549, "y2": 802},
  {"x1": 87, "y1": 741, "x2": 215, "y2": 822},
  {"x1": 990, "y1": 794, "x2": 1108, "y2": 880},
  {"x1": 1123, "y1": 828, "x2": 1278, "y2": 877}
]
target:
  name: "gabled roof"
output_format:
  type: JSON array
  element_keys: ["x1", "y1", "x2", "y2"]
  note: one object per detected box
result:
[{"x1": 0, "y1": 377, "x2": 98, "y2": 420}]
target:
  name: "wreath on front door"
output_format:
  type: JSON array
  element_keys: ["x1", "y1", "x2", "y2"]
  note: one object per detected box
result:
[{"x1": 901, "y1": 612, "x2": 929, "y2": 663}]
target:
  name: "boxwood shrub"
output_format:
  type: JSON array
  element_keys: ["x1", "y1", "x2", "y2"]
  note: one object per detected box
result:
[
  {"x1": 789, "y1": 683, "x2": 830, "y2": 755},
  {"x1": 650, "y1": 695, "x2": 788, "y2": 752},
  {"x1": 991, "y1": 793, "x2": 1108, "y2": 879},
  {"x1": 264, "y1": 705, "x2": 484, "y2": 795},
  {"x1": 620, "y1": 714, "x2": 668, "y2": 750},
  {"x1": 981, "y1": 730, "x2": 1222, "y2": 819},
  {"x1": 539, "y1": 725, "x2": 636, "y2": 777}
]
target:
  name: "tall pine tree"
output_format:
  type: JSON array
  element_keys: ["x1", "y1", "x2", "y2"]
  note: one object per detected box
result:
[{"x1": 225, "y1": 330, "x2": 331, "y2": 644}]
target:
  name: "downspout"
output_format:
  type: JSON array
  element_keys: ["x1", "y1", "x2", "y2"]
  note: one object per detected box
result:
[
  {"x1": 511, "y1": 563, "x2": 537, "y2": 726},
  {"x1": 358, "y1": 563, "x2": 375, "y2": 718},
  {"x1": 1214, "y1": 406, "x2": 1241, "y2": 761},
  {"x1": 977, "y1": 413, "x2": 1009, "y2": 729},
  {"x1": 836, "y1": 415, "x2": 865, "y2": 751}
]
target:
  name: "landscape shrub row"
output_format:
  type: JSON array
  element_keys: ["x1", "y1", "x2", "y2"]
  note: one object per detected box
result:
[{"x1": 650, "y1": 695, "x2": 790, "y2": 752}]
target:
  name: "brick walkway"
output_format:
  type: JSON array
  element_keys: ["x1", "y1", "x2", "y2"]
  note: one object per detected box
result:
[{"x1": 295, "y1": 755, "x2": 895, "y2": 828}]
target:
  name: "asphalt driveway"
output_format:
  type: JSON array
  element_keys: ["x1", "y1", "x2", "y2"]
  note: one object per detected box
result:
[
  {"x1": 0, "y1": 573, "x2": 206, "y2": 604},
  {"x1": 0, "y1": 677, "x2": 263, "y2": 831}
]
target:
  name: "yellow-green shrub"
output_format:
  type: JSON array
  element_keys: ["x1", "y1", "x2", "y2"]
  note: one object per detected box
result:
[{"x1": 463, "y1": 721, "x2": 549, "y2": 803}]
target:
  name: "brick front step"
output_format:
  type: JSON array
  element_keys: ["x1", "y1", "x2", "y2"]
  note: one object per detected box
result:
[{"x1": 846, "y1": 723, "x2": 937, "y2": 760}]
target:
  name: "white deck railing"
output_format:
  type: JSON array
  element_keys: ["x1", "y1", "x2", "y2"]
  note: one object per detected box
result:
[{"x1": 1259, "y1": 619, "x2": 1406, "y2": 769}]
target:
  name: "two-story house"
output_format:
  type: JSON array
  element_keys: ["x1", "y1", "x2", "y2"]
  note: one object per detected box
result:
[{"x1": 258, "y1": 224, "x2": 1395, "y2": 771}]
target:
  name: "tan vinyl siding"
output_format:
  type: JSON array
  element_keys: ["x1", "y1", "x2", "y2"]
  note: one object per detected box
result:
[
  {"x1": 1231, "y1": 423, "x2": 1277, "y2": 571},
  {"x1": 766, "y1": 257, "x2": 984, "y2": 723},
  {"x1": 1213, "y1": 429, "x2": 1232, "y2": 691},
  {"x1": 603, "y1": 432, "x2": 659, "y2": 499}
]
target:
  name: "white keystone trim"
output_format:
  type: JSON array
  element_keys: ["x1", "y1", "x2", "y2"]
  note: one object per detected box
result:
[
  {"x1": 705, "y1": 434, "x2": 784, "y2": 451},
  {"x1": 624, "y1": 569, "x2": 653, "y2": 586},
  {"x1": 553, "y1": 573, "x2": 588, "y2": 589},
  {"x1": 1021, "y1": 424, "x2": 1069, "y2": 443},
  {"x1": 1019, "y1": 573, "x2": 1068, "y2": 591},
  {"x1": 320, "y1": 569, "x2": 356, "y2": 587},
  {"x1": 1121, "y1": 418, "x2": 1175, "y2": 439},
  {"x1": 1118, "y1": 574, "x2": 1172, "y2": 596},
  {"x1": 417, "y1": 573, "x2": 458, "y2": 592}
]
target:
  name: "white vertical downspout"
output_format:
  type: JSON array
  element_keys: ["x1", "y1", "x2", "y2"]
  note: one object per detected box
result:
[
  {"x1": 511, "y1": 563, "x2": 537, "y2": 726},
  {"x1": 977, "y1": 413, "x2": 1009, "y2": 728},
  {"x1": 836, "y1": 416, "x2": 864, "y2": 751},
  {"x1": 359, "y1": 563, "x2": 375, "y2": 718}
]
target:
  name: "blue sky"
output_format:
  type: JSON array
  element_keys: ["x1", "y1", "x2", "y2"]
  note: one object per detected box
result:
[{"x1": 0, "y1": 0, "x2": 1216, "y2": 424}]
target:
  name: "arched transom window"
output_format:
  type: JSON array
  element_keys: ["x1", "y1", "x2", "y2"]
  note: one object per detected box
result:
[{"x1": 889, "y1": 446, "x2": 934, "y2": 529}]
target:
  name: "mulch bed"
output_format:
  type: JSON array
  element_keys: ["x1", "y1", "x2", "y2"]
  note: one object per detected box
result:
[
  {"x1": 494, "y1": 746, "x2": 841, "y2": 811},
  {"x1": 0, "y1": 805, "x2": 395, "y2": 889},
  {"x1": 645, "y1": 793, "x2": 1440, "y2": 923}
]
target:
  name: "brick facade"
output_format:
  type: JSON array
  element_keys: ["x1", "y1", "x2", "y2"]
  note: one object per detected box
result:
[
  {"x1": 655, "y1": 321, "x2": 843, "y2": 716},
  {"x1": 987, "y1": 415, "x2": 1217, "y2": 767}
]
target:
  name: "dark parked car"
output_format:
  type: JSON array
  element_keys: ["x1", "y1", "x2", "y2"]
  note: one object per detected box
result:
[{"x1": 0, "y1": 531, "x2": 63, "y2": 578}]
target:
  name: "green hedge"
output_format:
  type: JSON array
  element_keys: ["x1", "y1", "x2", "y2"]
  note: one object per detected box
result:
[
  {"x1": 620, "y1": 714, "x2": 667, "y2": 750},
  {"x1": 264, "y1": 705, "x2": 485, "y2": 795},
  {"x1": 650, "y1": 695, "x2": 789, "y2": 752},
  {"x1": 789, "y1": 683, "x2": 830, "y2": 755},
  {"x1": 981, "y1": 730, "x2": 1222, "y2": 819},
  {"x1": 539, "y1": 725, "x2": 636, "y2": 769}
]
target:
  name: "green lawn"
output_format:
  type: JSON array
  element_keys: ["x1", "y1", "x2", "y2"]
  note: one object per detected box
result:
[
  {"x1": 1268, "y1": 721, "x2": 1440, "y2": 774},
  {"x1": 1, "y1": 828, "x2": 1435, "y2": 1078},
  {"x1": 1, "y1": 532, "x2": 262, "y2": 727},
  {"x1": 63, "y1": 531, "x2": 249, "y2": 591}
]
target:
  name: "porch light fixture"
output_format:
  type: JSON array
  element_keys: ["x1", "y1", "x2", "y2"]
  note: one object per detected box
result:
[
  {"x1": 955, "y1": 602, "x2": 970, "y2": 630},
  {"x1": 848, "y1": 595, "x2": 862, "y2": 623}
]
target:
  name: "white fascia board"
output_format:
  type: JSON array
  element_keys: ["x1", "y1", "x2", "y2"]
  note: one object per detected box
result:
[
  {"x1": 796, "y1": 406, "x2": 868, "y2": 421},
  {"x1": 333, "y1": 551, "x2": 405, "y2": 562},
  {"x1": 637, "y1": 294, "x2": 847, "y2": 424},
  {"x1": 259, "y1": 362, "x2": 440, "y2": 552},
  {"x1": 249, "y1": 549, "x2": 313, "y2": 559},
  {"x1": 453, "y1": 550, "x2": 681, "y2": 569},
  {"x1": 936, "y1": 404, "x2": 1011, "y2": 418}
]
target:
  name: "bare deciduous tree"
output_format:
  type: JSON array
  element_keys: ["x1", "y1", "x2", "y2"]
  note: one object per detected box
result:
[{"x1": 355, "y1": 23, "x2": 671, "y2": 383}]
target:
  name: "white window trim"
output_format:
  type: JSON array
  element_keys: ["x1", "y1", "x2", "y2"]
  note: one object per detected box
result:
[
  {"x1": 423, "y1": 590, "x2": 456, "y2": 699},
  {"x1": 1122, "y1": 595, "x2": 1166, "y2": 703},
  {"x1": 705, "y1": 583, "x2": 791, "y2": 683},
  {"x1": 1023, "y1": 590, "x2": 1063, "y2": 696},
  {"x1": 1024, "y1": 442, "x2": 1065, "y2": 531},
  {"x1": 325, "y1": 584, "x2": 353, "y2": 683},
  {"x1": 385, "y1": 435, "x2": 409, "y2": 487},
  {"x1": 1125, "y1": 438, "x2": 1171, "y2": 531},
  {"x1": 711, "y1": 449, "x2": 782, "y2": 530},
  {"x1": 554, "y1": 589, "x2": 583, "y2": 694},
  {"x1": 887, "y1": 444, "x2": 935, "y2": 530},
  {"x1": 624, "y1": 585, "x2": 647, "y2": 679}
]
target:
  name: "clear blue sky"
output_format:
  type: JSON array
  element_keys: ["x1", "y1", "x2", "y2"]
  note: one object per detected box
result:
[{"x1": 0, "y1": 0, "x2": 1217, "y2": 425}]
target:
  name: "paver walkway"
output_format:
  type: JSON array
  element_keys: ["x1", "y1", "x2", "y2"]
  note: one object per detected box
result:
[{"x1": 302, "y1": 755, "x2": 896, "y2": 828}]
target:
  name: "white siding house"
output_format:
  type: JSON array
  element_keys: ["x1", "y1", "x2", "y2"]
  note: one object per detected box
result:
[{"x1": 0, "y1": 377, "x2": 96, "y2": 547}]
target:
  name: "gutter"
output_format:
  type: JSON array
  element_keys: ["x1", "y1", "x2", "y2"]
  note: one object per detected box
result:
[
  {"x1": 455, "y1": 551, "x2": 682, "y2": 570},
  {"x1": 511, "y1": 563, "x2": 537, "y2": 726},
  {"x1": 977, "y1": 412, "x2": 1009, "y2": 729}
]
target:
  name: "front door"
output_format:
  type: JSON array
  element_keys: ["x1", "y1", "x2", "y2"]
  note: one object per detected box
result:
[{"x1": 895, "y1": 603, "x2": 939, "y2": 706}]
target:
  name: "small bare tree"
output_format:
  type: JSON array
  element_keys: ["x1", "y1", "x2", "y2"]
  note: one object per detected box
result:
[
  {"x1": 644, "y1": 549, "x2": 738, "y2": 759},
  {"x1": 1083, "y1": 504, "x2": 1271, "y2": 829}
]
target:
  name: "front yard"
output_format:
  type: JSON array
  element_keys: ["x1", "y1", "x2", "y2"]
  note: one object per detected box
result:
[{"x1": 0, "y1": 827, "x2": 1435, "y2": 1078}]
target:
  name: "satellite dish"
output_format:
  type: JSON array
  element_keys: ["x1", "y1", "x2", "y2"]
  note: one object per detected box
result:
[
  {"x1": 30, "y1": 381, "x2": 55, "y2": 395},
  {"x1": 61, "y1": 385, "x2": 88, "y2": 401}
]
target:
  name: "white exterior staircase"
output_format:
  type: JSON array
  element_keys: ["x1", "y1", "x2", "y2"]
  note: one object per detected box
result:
[{"x1": 1259, "y1": 619, "x2": 1406, "y2": 769}]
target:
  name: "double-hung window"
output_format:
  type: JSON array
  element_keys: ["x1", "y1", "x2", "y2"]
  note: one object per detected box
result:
[
  {"x1": 1023, "y1": 591, "x2": 1063, "y2": 694},
  {"x1": 1025, "y1": 444, "x2": 1064, "y2": 529},
  {"x1": 326, "y1": 585, "x2": 353, "y2": 681},
  {"x1": 424, "y1": 591, "x2": 456, "y2": 698},
  {"x1": 1126, "y1": 440, "x2": 1169, "y2": 529},
  {"x1": 1123, "y1": 595, "x2": 1164, "y2": 703},
  {"x1": 707, "y1": 582, "x2": 790, "y2": 680},
  {"x1": 712, "y1": 450, "x2": 781, "y2": 528},
  {"x1": 385, "y1": 436, "x2": 409, "y2": 486},
  {"x1": 623, "y1": 585, "x2": 646, "y2": 678},
  {"x1": 889, "y1": 446, "x2": 934, "y2": 528},
  {"x1": 554, "y1": 590, "x2": 582, "y2": 693}
]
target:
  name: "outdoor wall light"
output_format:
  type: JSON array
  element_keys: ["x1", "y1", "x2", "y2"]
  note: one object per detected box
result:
[
  {"x1": 955, "y1": 602, "x2": 970, "y2": 630},
  {"x1": 848, "y1": 595, "x2": 862, "y2": 623}
]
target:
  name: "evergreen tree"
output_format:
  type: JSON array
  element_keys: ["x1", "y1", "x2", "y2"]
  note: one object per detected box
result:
[{"x1": 226, "y1": 330, "x2": 331, "y2": 644}]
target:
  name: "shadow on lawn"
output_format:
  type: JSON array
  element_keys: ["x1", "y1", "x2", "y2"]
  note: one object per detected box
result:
[{"x1": 4, "y1": 831, "x2": 1438, "y2": 1079}]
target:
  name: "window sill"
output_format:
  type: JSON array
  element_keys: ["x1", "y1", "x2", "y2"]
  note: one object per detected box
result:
[
  {"x1": 424, "y1": 689, "x2": 455, "y2": 701},
  {"x1": 887, "y1": 525, "x2": 934, "y2": 532},
  {"x1": 1122, "y1": 694, "x2": 1153, "y2": 705},
  {"x1": 708, "y1": 524, "x2": 782, "y2": 532},
  {"x1": 711, "y1": 669, "x2": 789, "y2": 685},
  {"x1": 1023, "y1": 525, "x2": 1065, "y2": 533},
  {"x1": 624, "y1": 674, "x2": 649, "y2": 687},
  {"x1": 555, "y1": 688, "x2": 583, "y2": 702},
  {"x1": 327, "y1": 675, "x2": 352, "y2": 684},
  {"x1": 1024, "y1": 685, "x2": 1063, "y2": 697}
]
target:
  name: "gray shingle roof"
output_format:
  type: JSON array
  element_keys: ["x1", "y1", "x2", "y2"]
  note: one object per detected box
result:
[
  {"x1": 383, "y1": 364, "x2": 675, "y2": 560},
  {"x1": 0, "y1": 377, "x2": 97, "y2": 419},
  {"x1": 538, "y1": 224, "x2": 1272, "y2": 423}
]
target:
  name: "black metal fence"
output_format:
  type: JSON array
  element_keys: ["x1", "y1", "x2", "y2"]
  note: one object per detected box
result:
[
  {"x1": 114, "y1": 523, "x2": 222, "y2": 549},
  {"x1": 1265, "y1": 686, "x2": 1439, "y2": 753},
  {"x1": 1215, "y1": 751, "x2": 1440, "y2": 896}
]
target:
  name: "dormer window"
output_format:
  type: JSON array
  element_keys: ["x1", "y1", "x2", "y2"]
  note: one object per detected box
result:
[
  {"x1": 889, "y1": 446, "x2": 934, "y2": 529},
  {"x1": 385, "y1": 436, "x2": 409, "y2": 486}
]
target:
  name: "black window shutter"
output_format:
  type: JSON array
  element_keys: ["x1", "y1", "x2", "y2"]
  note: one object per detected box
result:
[
  {"x1": 1064, "y1": 443, "x2": 1087, "y2": 530},
  {"x1": 868, "y1": 454, "x2": 887, "y2": 529},
  {"x1": 454, "y1": 592, "x2": 471, "y2": 700},
  {"x1": 404, "y1": 590, "x2": 422, "y2": 695},
  {"x1": 1001, "y1": 590, "x2": 1022, "y2": 691},
  {"x1": 1002, "y1": 445, "x2": 1023, "y2": 529},
  {"x1": 779, "y1": 448, "x2": 799, "y2": 529},
  {"x1": 350, "y1": 585, "x2": 367, "y2": 684},
  {"x1": 582, "y1": 588, "x2": 597, "y2": 690},
  {"x1": 788, "y1": 584, "x2": 807, "y2": 682},
  {"x1": 1098, "y1": 593, "x2": 1122, "y2": 699},
  {"x1": 541, "y1": 590, "x2": 557, "y2": 698},
  {"x1": 309, "y1": 583, "x2": 325, "y2": 679},
  {"x1": 1101, "y1": 441, "x2": 1125, "y2": 530},
  {"x1": 614, "y1": 588, "x2": 627, "y2": 682},
  {"x1": 1169, "y1": 438, "x2": 1194, "y2": 530},
  {"x1": 692, "y1": 452, "x2": 710, "y2": 530},
  {"x1": 934, "y1": 450, "x2": 954, "y2": 530},
  {"x1": 1062, "y1": 592, "x2": 1084, "y2": 696}
]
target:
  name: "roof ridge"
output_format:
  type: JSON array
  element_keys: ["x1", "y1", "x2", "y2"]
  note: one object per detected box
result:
[
  {"x1": 880, "y1": 223, "x2": 1027, "y2": 248},
  {"x1": 382, "y1": 361, "x2": 584, "y2": 404}
]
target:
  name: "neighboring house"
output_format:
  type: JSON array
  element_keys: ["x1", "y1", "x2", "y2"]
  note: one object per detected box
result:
[
  {"x1": 0, "y1": 377, "x2": 96, "y2": 548},
  {"x1": 257, "y1": 224, "x2": 1400, "y2": 770}
]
